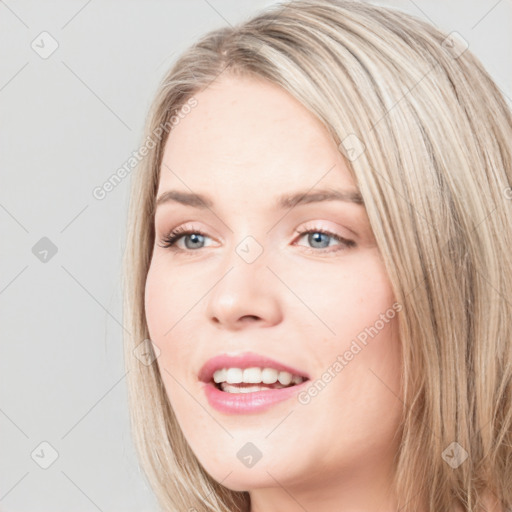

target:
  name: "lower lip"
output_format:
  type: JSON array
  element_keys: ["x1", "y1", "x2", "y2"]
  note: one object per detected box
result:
[{"x1": 202, "y1": 380, "x2": 309, "y2": 414}]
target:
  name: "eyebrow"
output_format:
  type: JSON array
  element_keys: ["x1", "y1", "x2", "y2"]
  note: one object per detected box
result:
[{"x1": 155, "y1": 188, "x2": 364, "y2": 210}]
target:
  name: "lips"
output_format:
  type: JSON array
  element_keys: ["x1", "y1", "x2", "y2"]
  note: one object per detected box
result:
[{"x1": 198, "y1": 352, "x2": 311, "y2": 384}]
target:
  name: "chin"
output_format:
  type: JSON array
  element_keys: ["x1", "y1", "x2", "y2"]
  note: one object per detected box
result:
[
  {"x1": 205, "y1": 468, "x2": 275, "y2": 492},
  {"x1": 198, "y1": 450, "x2": 303, "y2": 492}
]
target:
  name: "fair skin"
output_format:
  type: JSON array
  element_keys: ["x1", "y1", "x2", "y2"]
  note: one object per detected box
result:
[{"x1": 145, "y1": 72, "x2": 404, "y2": 512}]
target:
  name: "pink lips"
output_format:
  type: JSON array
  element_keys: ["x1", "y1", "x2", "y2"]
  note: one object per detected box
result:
[
  {"x1": 202, "y1": 379, "x2": 310, "y2": 414},
  {"x1": 198, "y1": 352, "x2": 311, "y2": 415}
]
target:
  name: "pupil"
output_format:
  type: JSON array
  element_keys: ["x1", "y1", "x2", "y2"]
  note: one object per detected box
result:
[
  {"x1": 309, "y1": 232, "x2": 329, "y2": 248},
  {"x1": 185, "y1": 233, "x2": 204, "y2": 249}
]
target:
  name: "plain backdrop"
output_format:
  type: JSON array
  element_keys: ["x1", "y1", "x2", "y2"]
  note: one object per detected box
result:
[{"x1": 0, "y1": 0, "x2": 510, "y2": 510}]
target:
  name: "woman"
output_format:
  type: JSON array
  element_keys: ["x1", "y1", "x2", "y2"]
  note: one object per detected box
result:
[{"x1": 122, "y1": 1, "x2": 512, "y2": 511}]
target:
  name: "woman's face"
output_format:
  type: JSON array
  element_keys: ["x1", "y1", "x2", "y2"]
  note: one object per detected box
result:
[{"x1": 145, "y1": 73, "x2": 403, "y2": 508}]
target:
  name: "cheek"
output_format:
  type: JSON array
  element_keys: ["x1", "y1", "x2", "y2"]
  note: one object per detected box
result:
[
  {"x1": 144, "y1": 260, "x2": 201, "y2": 380},
  {"x1": 287, "y1": 251, "x2": 397, "y2": 341},
  {"x1": 144, "y1": 259, "x2": 190, "y2": 339},
  {"x1": 286, "y1": 251, "x2": 402, "y2": 400}
]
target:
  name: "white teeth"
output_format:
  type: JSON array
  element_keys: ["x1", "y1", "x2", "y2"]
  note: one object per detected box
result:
[
  {"x1": 243, "y1": 367, "x2": 262, "y2": 383},
  {"x1": 220, "y1": 383, "x2": 280, "y2": 393},
  {"x1": 212, "y1": 367, "x2": 306, "y2": 386},
  {"x1": 278, "y1": 371, "x2": 293, "y2": 385},
  {"x1": 261, "y1": 368, "x2": 278, "y2": 384},
  {"x1": 225, "y1": 368, "x2": 243, "y2": 384},
  {"x1": 213, "y1": 369, "x2": 226, "y2": 383}
]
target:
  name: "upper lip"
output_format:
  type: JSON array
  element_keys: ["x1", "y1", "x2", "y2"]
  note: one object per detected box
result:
[{"x1": 198, "y1": 352, "x2": 311, "y2": 383}]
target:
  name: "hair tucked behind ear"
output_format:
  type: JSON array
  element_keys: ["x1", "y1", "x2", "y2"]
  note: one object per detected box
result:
[{"x1": 122, "y1": 1, "x2": 512, "y2": 510}]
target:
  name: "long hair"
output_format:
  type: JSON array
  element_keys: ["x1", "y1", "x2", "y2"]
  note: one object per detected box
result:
[{"x1": 122, "y1": 1, "x2": 512, "y2": 510}]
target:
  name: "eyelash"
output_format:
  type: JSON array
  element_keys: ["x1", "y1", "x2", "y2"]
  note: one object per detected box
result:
[{"x1": 158, "y1": 224, "x2": 356, "y2": 256}]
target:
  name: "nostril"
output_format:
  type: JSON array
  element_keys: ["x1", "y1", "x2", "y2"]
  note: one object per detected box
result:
[{"x1": 240, "y1": 315, "x2": 261, "y2": 322}]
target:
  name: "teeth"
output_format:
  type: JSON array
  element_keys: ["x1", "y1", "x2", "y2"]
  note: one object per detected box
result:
[
  {"x1": 243, "y1": 367, "x2": 263, "y2": 383},
  {"x1": 291, "y1": 375, "x2": 303, "y2": 385},
  {"x1": 261, "y1": 368, "x2": 279, "y2": 384},
  {"x1": 212, "y1": 367, "x2": 306, "y2": 386},
  {"x1": 226, "y1": 368, "x2": 243, "y2": 384},
  {"x1": 220, "y1": 383, "x2": 281, "y2": 393},
  {"x1": 277, "y1": 371, "x2": 293, "y2": 386},
  {"x1": 213, "y1": 369, "x2": 226, "y2": 383}
]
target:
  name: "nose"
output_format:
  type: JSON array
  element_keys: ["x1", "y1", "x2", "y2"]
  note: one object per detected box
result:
[{"x1": 204, "y1": 247, "x2": 283, "y2": 330}]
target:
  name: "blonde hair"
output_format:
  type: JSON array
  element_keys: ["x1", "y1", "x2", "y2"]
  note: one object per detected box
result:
[{"x1": 122, "y1": 1, "x2": 512, "y2": 511}]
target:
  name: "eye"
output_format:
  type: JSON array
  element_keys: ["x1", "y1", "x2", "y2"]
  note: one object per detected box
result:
[
  {"x1": 158, "y1": 226, "x2": 214, "y2": 251},
  {"x1": 158, "y1": 224, "x2": 357, "y2": 255},
  {"x1": 294, "y1": 226, "x2": 356, "y2": 253}
]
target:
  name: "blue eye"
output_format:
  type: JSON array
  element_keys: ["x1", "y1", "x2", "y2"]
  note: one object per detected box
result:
[
  {"x1": 158, "y1": 227, "x2": 211, "y2": 250},
  {"x1": 158, "y1": 226, "x2": 356, "y2": 254},
  {"x1": 295, "y1": 228, "x2": 356, "y2": 253}
]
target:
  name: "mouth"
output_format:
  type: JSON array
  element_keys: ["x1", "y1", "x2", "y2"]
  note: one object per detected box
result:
[
  {"x1": 198, "y1": 352, "x2": 310, "y2": 402},
  {"x1": 202, "y1": 369, "x2": 311, "y2": 414},
  {"x1": 212, "y1": 375, "x2": 309, "y2": 394},
  {"x1": 199, "y1": 353, "x2": 311, "y2": 395},
  {"x1": 211, "y1": 366, "x2": 309, "y2": 393}
]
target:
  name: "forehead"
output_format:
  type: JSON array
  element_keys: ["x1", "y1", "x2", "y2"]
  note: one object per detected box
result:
[{"x1": 159, "y1": 73, "x2": 356, "y2": 195}]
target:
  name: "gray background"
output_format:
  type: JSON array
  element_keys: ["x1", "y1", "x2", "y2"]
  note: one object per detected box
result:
[{"x1": 0, "y1": 0, "x2": 510, "y2": 510}]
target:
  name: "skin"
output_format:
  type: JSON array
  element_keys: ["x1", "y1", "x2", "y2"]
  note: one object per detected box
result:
[{"x1": 144, "y1": 72, "x2": 405, "y2": 512}]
